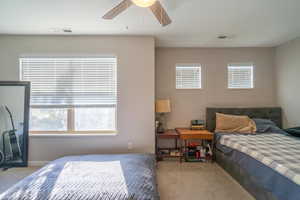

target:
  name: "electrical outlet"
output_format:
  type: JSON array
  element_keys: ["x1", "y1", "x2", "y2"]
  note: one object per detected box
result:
[{"x1": 128, "y1": 142, "x2": 133, "y2": 150}]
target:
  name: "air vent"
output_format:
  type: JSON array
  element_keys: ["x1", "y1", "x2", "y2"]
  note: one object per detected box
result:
[
  {"x1": 63, "y1": 28, "x2": 72, "y2": 33},
  {"x1": 218, "y1": 35, "x2": 228, "y2": 39}
]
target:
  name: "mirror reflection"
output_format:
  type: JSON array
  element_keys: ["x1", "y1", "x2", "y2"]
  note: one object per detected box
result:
[{"x1": 0, "y1": 83, "x2": 29, "y2": 168}]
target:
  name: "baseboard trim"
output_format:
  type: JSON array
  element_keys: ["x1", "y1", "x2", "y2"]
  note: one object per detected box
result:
[{"x1": 28, "y1": 161, "x2": 49, "y2": 167}]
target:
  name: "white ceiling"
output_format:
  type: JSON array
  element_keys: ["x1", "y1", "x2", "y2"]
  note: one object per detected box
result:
[{"x1": 0, "y1": 0, "x2": 300, "y2": 47}]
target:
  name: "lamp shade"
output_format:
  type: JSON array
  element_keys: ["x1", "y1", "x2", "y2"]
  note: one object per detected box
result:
[{"x1": 156, "y1": 99, "x2": 171, "y2": 113}]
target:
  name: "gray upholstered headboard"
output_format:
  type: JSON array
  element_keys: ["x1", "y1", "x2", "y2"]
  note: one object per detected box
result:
[{"x1": 206, "y1": 107, "x2": 282, "y2": 132}]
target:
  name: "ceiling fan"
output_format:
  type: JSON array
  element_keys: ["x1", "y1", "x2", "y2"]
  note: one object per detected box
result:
[{"x1": 103, "y1": 0, "x2": 172, "y2": 26}]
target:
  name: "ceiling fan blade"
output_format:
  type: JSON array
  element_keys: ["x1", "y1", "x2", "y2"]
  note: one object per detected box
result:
[
  {"x1": 149, "y1": 1, "x2": 172, "y2": 26},
  {"x1": 103, "y1": 0, "x2": 133, "y2": 19}
]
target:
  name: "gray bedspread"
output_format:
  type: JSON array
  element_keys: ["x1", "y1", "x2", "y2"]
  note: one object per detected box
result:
[{"x1": 0, "y1": 154, "x2": 159, "y2": 200}]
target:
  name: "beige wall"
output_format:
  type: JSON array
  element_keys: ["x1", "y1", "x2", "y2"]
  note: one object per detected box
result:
[
  {"x1": 156, "y1": 47, "x2": 277, "y2": 128},
  {"x1": 275, "y1": 38, "x2": 300, "y2": 128},
  {"x1": 0, "y1": 36, "x2": 283, "y2": 162},
  {"x1": 0, "y1": 35, "x2": 155, "y2": 163}
]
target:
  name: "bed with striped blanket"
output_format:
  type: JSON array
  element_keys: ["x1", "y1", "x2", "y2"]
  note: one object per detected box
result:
[
  {"x1": 0, "y1": 154, "x2": 159, "y2": 200},
  {"x1": 206, "y1": 107, "x2": 300, "y2": 200},
  {"x1": 220, "y1": 133, "x2": 300, "y2": 186},
  {"x1": 216, "y1": 132, "x2": 300, "y2": 200}
]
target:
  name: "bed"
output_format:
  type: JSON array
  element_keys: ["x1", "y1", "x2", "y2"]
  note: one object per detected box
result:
[
  {"x1": 206, "y1": 107, "x2": 300, "y2": 200},
  {"x1": 0, "y1": 154, "x2": 159, "y2": 200}
]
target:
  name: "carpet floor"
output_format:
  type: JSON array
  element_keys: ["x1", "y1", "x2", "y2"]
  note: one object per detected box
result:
[{"x1": 0, "y1": 161, "x2": 254, "y2": 200}]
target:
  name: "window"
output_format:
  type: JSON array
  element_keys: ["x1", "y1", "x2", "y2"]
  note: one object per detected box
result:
[
  {"x1": 176, "y1": 64, "x2": 201, "y2": 89},
  {"x1": 228, "y1": 64, "x2": 254, "y2": 89},
  {"x1": 20, "y1": 57, "x2": 117, "y2": 134}
]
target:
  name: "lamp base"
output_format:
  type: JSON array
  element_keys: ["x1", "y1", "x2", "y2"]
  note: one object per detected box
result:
[{"x1": 157, "y1": 123, "x2": 165, "y2": 134}]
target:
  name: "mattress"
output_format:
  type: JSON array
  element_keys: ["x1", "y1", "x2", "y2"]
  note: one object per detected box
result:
[
  {"x1": 0, "y1": 154, "x2": 159, "y2": 200},
  {"x1": 216, "y1": 133, "x2": 300, "y2": 200}
]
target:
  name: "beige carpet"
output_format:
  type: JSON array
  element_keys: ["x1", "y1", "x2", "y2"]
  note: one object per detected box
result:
[
  {"x1": 0, "y1": 167, "x2": 39, "y2": 194},
  {"x1": 157, "y1": 161, "x2": 254, "y2": 200},
  {"x1": 0, "y1": 162, "x2": 254, "y2": 200}
]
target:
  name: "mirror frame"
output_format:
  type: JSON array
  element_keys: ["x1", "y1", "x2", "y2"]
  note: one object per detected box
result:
[{"x1": 0, "y1": 81, "x2": 30, "y2": 168}]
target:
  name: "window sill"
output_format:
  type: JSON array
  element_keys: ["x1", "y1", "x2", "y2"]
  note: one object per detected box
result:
[
  {"x1": 227, "y1": 88, "x2": 254, "y2": 90},
  {"x1": 176, "y1": 88, "x2": 202, "y2": 90},
  {"x1": 29, "y1": 132, "x2": 118, "y2": 137}
]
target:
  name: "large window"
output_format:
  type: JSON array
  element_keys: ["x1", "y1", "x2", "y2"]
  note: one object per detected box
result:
[
  {"x1": 176, "y1": 64, "x2": 201, "y2": 89},
  {"x1": 228, "y1": 64, "x2": 254, "y2": 89},
  {"x1": 20, "y1": 57, "x2": 117, "y2": 134}
]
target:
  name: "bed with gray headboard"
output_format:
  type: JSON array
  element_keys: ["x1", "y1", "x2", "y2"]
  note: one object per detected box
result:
[
  {"x1": 206, "y1": 107, "x2": 282, "y2": 132},
  {"x1": 206, "y1": 107, "x2": 300, "y2": 200}
]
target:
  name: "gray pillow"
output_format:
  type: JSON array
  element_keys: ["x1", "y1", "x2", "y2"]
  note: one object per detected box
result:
[
  {"x1": 284, "y1": 127, "x2": 300, "y2": 138},
  {"x1": 252, "y1": 118, "x2": 279, "y2": 133}
]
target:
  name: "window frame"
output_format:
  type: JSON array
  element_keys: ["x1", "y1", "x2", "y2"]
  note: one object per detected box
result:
[
  {"x1": 175, "y1": 64, "x2": 202, "y2": 89},
  {"x1": 29, "y1": 106, "x2": 117, "y2": 135},
  {"x1": 19, "y1": 56, "x2": 118, "y2": 135},
  {"x1": 227, "y1": 63, "x2": 255, "y2": 90}
]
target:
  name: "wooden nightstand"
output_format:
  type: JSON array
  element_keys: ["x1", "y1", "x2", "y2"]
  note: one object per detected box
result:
[
  {"x1": 155, "y1": 129, "x2": 181, "y2": 161},
  {"x1": 175, "y1": 128, "x2": 214, "y2": 162}
]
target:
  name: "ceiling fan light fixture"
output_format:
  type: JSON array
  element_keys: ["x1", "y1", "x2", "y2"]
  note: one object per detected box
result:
[{"x1": 131, "y1": 0, "x2": 157, "y2": 7}]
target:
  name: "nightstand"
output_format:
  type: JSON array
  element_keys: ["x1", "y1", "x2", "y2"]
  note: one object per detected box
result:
[
  {"x1": 175, "y1": 128, "x2": 214, "y2": 162},
  {"x1": 155, "y1": 129, "x2": 181, "y2": 161}
]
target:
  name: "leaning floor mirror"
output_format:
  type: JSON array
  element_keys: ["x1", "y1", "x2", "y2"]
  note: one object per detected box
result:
[{"x1": 0, "y1": 81, "x2": 30, "y2": 168}]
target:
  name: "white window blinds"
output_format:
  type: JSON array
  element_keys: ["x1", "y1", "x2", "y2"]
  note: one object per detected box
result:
[
  {"x1": 20, "y1": 57, "x2": 117, "y2": 107},
  {"x1": 228, "y1": 64, "x2": 254, "y2": 89},
  {"x1": 176, "y1": 65, "x2": 201, "y2": 89}
]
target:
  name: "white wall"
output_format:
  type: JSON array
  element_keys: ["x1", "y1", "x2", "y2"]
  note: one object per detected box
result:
[
  {"x1": 0, "y1": 35, "x2": 155, "y2": 162},
  {"x1": 156, "y1": 47, "x2": 277, "y2": 128},
  {"x1": 275, "y1": 37, "x2": 300, "y2": 128}
]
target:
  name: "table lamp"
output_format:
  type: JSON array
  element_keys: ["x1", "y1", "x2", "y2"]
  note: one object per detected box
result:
[{"x1": 155, "y1": 99, "x2": 171, "y2": 133}]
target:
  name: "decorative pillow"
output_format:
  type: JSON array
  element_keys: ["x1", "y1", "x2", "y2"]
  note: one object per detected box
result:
[
  {"x1": 215, "y1": 113, "x2": 257, "y2": 133},
  {"x1": 252, "y1": 118, "x2": 276, "y2": 133},
  {"x1": 284, "y1": 127, "x2": 300, "y2": 138}
]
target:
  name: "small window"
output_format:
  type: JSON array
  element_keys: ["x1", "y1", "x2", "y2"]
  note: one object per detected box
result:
[
  {"x1": 228, "y1": 64, "x2": 254, "y2": 89},
  {"x1": 176, "y1": 64, "x2": 201, "y2": 89},
  {"x1": 20, "y1": 57, "x2": 117, "y2": 134}
]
